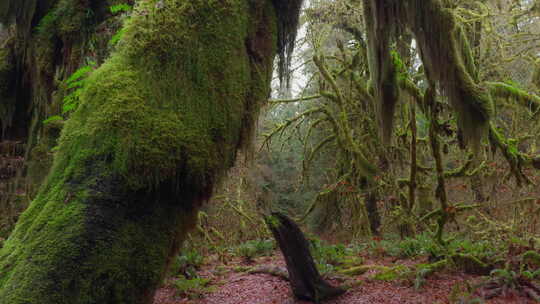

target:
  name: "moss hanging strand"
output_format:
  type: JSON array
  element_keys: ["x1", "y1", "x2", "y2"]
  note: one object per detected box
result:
[
  {"x1": 272, "y1": 0, "x2": 305, "y2": 87},
  {"x1": 401, "y1": 0, "x2": 494, "y2": 147},
  {"x1": 0, "y1": 0, "x2": 302, "y2": 303},
  {"x1": 362, "y1": 0, "x2": 400, "y2": 144},
  {"x1": 362, "y1": 0, "x2": 494, "y2": 146}
]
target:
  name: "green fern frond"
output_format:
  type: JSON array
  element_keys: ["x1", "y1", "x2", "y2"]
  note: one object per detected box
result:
[
  {"x1": 43, "y1": 115, "x2": 63, "y2": 125},
  {"x1": 66, "y1": 65, "x2": 93, "y2": 85},
  {"x1": 110, "y1": 3, "x2": 132, "y2": 14},
  {"x1": 108, "y1": 28, "x2": 126, "y2": 47}
]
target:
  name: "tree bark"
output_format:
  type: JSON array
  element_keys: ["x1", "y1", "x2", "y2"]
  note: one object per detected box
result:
[
  {"x1": 0, "y1": 1, "x2": 280, "y2": 303},
  {"x1": 266, "y1": 212, "x2": 345, "y2": 303},
  {"x1": 365, "y1": 190, "x2": 381, "y2": 235}
]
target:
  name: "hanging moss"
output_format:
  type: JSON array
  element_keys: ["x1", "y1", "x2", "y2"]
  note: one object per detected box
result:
[
  {"x1": 271, "y1": 0, "x2": 304, "y2": 87},
  {"x1": 362, "y1": 0, "x2": 401, "y2": 143},
  {"x1": 401, "y1": 0, "x2": 493, "y2": 147},
  {"x1": 363, "y1": 0, "x2": 492, "y2": 146},
  {"x1": 0, "y1": 0, "x2": 283, "y2": 303}
]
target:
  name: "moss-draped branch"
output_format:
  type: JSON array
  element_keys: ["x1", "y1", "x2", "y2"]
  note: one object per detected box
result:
[{"x1": 362, "y1": 0, "x2": 494, "y2": 147}]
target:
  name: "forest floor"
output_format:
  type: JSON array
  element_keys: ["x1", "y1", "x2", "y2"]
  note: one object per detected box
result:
[{"x1": 153, "y1": 251, "x2": 537, "y2": 304}]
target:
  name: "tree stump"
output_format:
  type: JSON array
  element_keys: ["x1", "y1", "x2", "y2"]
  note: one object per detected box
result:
[{"x1": 265, "y1": 212, "x2": 345, "y2": 303}]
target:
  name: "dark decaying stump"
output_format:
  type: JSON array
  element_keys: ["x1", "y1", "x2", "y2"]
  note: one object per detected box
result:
[{"x1": 265, "y1": 212, "x2": 345, "y2": 303}]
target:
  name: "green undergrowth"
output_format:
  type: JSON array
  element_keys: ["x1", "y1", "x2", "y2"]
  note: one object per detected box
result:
[
  {"x1": 110, "y1": 3, "x2": 132, "y2": 14},
  {"x1": 309, "y1": 238, "x2": 363, "y2": 275},
  {"x1": 108, "y1": 3, "x2": 133, "y2": 48},
  {"x1": 168, "y1": 246, "x2": 214, "y2": 299},
  {"x1": 181, "y1": 231, "x2": 530, "y2": 295},
  {"x1": 168, "y1": 249, "x2": 213, "y2": 299},
  {"x1": 489, "y1": 250, "x2": 540, "y2": 284},
  {"x1": 363, "y1": 232, "x2": 499, "y2": 264},
  {"x1": 172, "y1": 276, "x2": 214, "y2": 299},
  {"x1": 44, "y1": 61, "x2": 97, "y2": 125},
  {"x1": 301, "y1": 234, "x2": 503, "y2": 287},
  {"x1": 235, "y1": 239, "x2": 275, "y2": 262},
  {"x1": 464, "y1": 250, "x2": 540, "y2": 302},
  {"x1": 168, "y1": 248, "x2": 205, "y2": 279}
]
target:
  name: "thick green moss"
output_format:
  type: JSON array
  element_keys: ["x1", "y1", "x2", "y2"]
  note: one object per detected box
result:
[{"x1": 0, "y1": 0, "x2": 278, "y2": 303}]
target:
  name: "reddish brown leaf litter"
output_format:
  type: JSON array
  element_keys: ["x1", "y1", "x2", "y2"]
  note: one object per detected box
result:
[{"x1": 153, "y1": 254, "x2": 537, "y2": 304}]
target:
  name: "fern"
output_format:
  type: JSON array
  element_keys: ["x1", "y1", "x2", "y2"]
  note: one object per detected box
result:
[
  {"x1": 65, "y1": 65, "x2": 93, "y2": 85},
  {"x1": 172, "y1": 276, "x2": 213, "y2": 299},
  {"x1": 108, "y1": 28, "x2": 126, "y2": 47},
  {"x1": 43, "y1": 115, "x2": 63, "y2": 125},
  {"x1": 43, "y1": 63, "x2": 95, "y2": 124},
  {"x1": 108, "y1": 3, "x2": 132, "y2": 47},
  {"x1": 110, "y1": 3, "x2": 132, "y2": 14},
  {"x1": 62, "y1": 64, "x2": 94, "y2": 114},
  {"x1": 62, "y1": 91, "x2": 82, "y2": 114}
]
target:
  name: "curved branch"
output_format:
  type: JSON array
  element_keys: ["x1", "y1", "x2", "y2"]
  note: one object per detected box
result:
[
  {"x1": 269, "y1": 94, "x2": 321, "y2": 104},
  {"x1": 486, "y1": 82, "x2": 540, "y2": 114}
]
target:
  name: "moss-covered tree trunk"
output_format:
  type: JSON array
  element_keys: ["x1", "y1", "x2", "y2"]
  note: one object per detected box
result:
[{"x1": 0, "y1": 1, "x2": 284, "y2": 303}]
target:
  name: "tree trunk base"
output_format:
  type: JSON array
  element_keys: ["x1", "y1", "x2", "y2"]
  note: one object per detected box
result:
[{"x1": 266, "y1": 212, "x2": 345, "y2": 303}]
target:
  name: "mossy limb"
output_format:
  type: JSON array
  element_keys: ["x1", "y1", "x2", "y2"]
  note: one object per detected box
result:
[
  {"x1": 339, "y1": 265, "x2": 376, "y2": 276},
  {"x1": 402, "y1": 0, "x2": 493, "y2": 147},
  {"x1": 451, "y1": 253, "x2": 492, "y2": 275},
  {"x1": 372, "y1": 265, "x2": 411, "y2": 281}
]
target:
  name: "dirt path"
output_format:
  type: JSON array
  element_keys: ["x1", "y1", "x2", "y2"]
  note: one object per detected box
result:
[{"x1": 153, "y1": 253, "x2": 537, "y2": 304}]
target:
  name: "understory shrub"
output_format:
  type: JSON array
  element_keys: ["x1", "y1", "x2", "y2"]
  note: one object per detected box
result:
[
  {"x1": 172, "y1": 276, "x2": 212, "y2": 299},
  {"x1": 235, "y1": 239, "x2": 275, "y2": 262},
  {"x1": 169, "y1": 248, "x2": 204, "y2": 279}
]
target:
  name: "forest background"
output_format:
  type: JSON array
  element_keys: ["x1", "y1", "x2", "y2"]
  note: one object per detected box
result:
[{"x1": 1, "y1": 0, "x2": 540, "y2": 302}]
